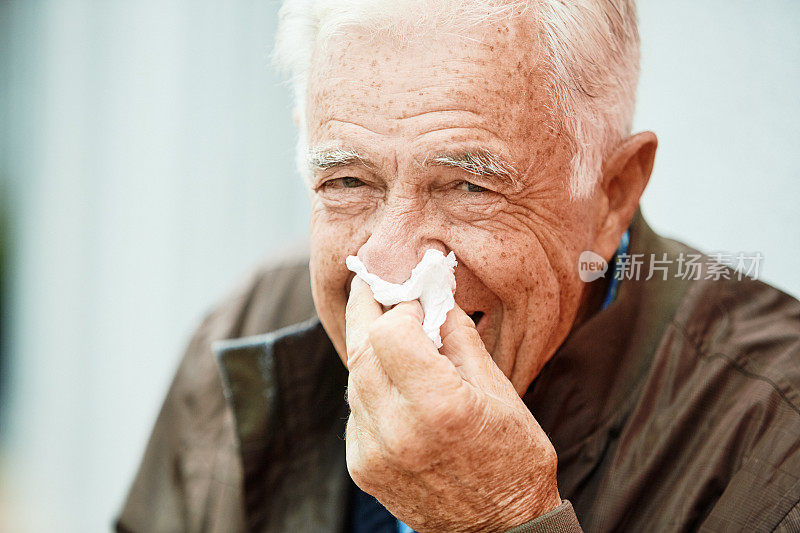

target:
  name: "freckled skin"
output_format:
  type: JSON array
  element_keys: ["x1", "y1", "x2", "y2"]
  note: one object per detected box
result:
[{"x1": 308, "y1": 22, "x2": 601, "y2": 393}]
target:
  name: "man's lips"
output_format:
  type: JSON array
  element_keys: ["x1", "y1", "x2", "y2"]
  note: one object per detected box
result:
[
  {"x1": 468, "y1": 310, "x2": 491, "y2": 341},
  {"x1": 468, "y1": 311, "x2": 485, "y2": 327}
]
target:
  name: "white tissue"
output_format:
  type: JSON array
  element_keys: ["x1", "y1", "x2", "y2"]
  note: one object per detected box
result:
[{"x1": 346, "y1": 249, "x2": 457, "y2": 348}]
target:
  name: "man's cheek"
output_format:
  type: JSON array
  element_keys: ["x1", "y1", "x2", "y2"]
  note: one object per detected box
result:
[
  {"x1": 310, "y1": 217, "x2": 365, "y2": 316},
  {"x1": 309, "y1": 257, "x2": 350, "y2": 360},
  {"x1": 311, "y1": 248, "x2": 350, "y2": 305},
  {"x1": 311, "y1": 217, "x2": 355, "y2": 263}
]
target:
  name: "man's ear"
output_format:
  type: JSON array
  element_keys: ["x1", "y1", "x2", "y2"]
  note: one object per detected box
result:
[{"x1": 594, "y1": 131, "x2": 658, "y2": 260}]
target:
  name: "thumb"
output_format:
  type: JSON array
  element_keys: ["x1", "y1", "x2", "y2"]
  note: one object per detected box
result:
[
  {"x1": 345, "y1": 277, "x2": 383, "y2": 369},
  {"x1": 439, "y1": 303, "x2": 508, "y2": 393}
]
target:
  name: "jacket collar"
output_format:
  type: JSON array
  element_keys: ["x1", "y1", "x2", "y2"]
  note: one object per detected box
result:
[
  {"x1": 215, "y1": 319, "x2": 349, "y2": 532},
  {"x1": 523, "y1": 212, "x2": 694, "y2": 495}
]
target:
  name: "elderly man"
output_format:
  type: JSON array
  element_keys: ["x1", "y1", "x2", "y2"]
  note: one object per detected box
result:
[{"x1": 117, "y1": 1, "x2": 800, "y2": 532}]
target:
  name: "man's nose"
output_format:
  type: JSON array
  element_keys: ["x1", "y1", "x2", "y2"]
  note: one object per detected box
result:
[{"x1": 356, "y1": 200, "x2": 446, "y2": 284}]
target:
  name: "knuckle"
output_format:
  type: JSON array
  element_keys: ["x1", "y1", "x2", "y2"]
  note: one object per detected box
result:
[
  {"x1": 347, "y1": 448, "x2": 383, "y2": 493},
  {"x1": 346, "y1": 452, "x2": 370, "y2": 488},
  {"x1": 540, "y1": 442, "x2": 559, "y2": 471}
]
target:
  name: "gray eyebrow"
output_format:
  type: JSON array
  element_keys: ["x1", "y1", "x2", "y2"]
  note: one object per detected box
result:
[
  {"x1": 426, "y1": 149, "x2": 519, "y2": 187},
  {"x1": 307, "y1": 147, "x2": 369, "y2": 170},
  {"x1": 307, "y1": 146, "x2": 519, "y2": 187}
]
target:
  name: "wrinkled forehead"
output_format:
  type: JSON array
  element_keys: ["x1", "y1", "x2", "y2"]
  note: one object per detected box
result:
[{"x1": 305, "y1": 20, "x2": 552, "y2": 138}]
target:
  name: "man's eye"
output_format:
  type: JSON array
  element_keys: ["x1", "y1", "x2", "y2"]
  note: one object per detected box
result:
[
  {"x1": 338, "y1": 177, "x2": 365, "y2": 188},
  {"x1": 455, "y1": 181, "x2": 487, "y2": 193},
  {"x1": 316, "y1": 176, "x2": 367, "y2": 193}
]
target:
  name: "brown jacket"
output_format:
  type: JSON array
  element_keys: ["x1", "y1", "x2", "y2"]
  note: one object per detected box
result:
[{"x1": 117, "y1": 215, "x2": 800, "y2": 532}]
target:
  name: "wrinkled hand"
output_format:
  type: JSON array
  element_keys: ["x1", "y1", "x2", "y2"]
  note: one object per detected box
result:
[{"x1": 345, "y1": 278, "x2": 561, "y2": 533}]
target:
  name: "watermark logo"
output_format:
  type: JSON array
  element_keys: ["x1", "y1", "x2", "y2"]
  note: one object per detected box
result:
[
  {"x1": 578, "y1": 250, "x2": 608, "y2": 282},
  {"x1": 577, "y1": 250, "x2": 764, "y2": 282}
]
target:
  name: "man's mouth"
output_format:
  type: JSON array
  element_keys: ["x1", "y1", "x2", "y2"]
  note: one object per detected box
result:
[{"x1": 468, "y1": 311, "x2": 485, "y2": 327}]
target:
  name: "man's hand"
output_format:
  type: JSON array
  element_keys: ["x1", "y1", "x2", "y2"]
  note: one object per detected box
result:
[{"x1": 345, "y1": 278, "x2": 561, "y2": 533}]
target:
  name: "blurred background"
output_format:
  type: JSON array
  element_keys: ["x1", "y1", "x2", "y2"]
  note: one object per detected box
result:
[{"x1": 0, "y1": 0, "x2": 798, "y2": 531}]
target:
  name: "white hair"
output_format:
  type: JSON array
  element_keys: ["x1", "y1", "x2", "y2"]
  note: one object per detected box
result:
[{"x1": 274, "y1": 0, "x2": 640, "y2": 199}]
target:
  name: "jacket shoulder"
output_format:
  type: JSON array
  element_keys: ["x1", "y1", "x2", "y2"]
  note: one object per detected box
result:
[
  {"x1": 233, "y1": 250, "x2": 316, "y2": 337},
  {"x1": 116, "y1": 250, "x2": 314, "y2": 533},
  {"x1": 203, "y1": 249, "x2": 315, "y2": 339},
  {"x1": 167, "y1": 250, "x2": 315, "y2": 409},
  {"x1": 676, "y1": 274, "x2": 800, "y2": 413},
  {"x1": 670, "y1": 275, "x2": 800, "y2": 529}
]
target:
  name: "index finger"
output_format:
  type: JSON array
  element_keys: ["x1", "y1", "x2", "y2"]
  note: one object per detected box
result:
[
  {"x1": 368, "y1": 301, "x2": 463, "y2": 398},
  {"x1": 345, "y1": 277, "x2": 383, "y2": 369}
]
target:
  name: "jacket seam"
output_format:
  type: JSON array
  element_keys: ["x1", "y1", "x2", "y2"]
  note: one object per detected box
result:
[
  {"x1": 669, "y1": 319, "x2": 800, "y2": 418},
  {"x1": 772, "y1": 497, "x2": 800, "y2": 532}
]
